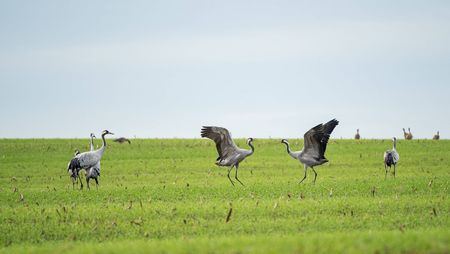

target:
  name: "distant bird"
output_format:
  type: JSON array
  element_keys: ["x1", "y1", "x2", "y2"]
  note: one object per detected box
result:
[
  {"x1": 114, "y1": 137, "x2": 131, "y2": 144},
  {"x1": 67, "y1": 130, "x2": 113, "y2": 190},
  {"x1": 384, "y1": 137, "x2": 399, "y2": 178},
  {"x1": 201, "y1": 126, "x2": 254, "y2": 186},
  {"x1": 433, "y1": 131, "x2": 440, "y2": 140},
  {"x1": 281, "y1": 119, "x2": 339, "y2": 184},
  {"x1": 403, "y1": 128, "x2": 413, "y2": 140},
  {"x1": 85, "y1": 133, "x2": 101, "y2": 190},
  {"x1": 354, "y1": 129, "x2": 360, "y2": 140},
  {"x1": 407, "y1": 128, "x2": 413, "y2": 140}
]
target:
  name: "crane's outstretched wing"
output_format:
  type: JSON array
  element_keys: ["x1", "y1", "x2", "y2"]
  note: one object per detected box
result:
[
  {"x1": 303, "y1": 119, "x2": 339, "y2": 159},
  {"x1": 201, "y1": 126, "x2": 239, "y2": 161}
]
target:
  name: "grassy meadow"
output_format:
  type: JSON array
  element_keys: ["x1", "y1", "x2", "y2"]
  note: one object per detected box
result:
[{"x1": 0, "y1": 138, "x2": 449, "y2": 253}]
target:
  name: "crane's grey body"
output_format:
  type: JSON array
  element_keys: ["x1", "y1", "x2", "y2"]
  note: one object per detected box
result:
[
  {"x1": 67, "y1": 130, "x2": 113, "y2": 189},
  {"x1": 384, "y1": 137, "x2": 399, "y2": 178},
  {"x1": 281, "y1": 119, "x2": 339, "y2": 184},
  {"x1": 201, "y1": 126, "x2": 254, "y2": 186}
]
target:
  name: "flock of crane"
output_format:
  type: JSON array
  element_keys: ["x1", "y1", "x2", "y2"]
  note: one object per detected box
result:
[
  {"x1": 67, "y1": 131, "x2": 130, "y2": 189},
  {"x1": 66, "y1": 120, "x2": 441, "y2": 189}
]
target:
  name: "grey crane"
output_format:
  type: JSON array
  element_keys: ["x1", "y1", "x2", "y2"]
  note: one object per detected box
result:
[
  {"x1": 384, "y1": 137, "x2": 400, "y2": 178},
  {"x1": 354, "y1": 129, "x2": 360, "y2": 140},
  {"x1": 201, "y1": 126, "x2": 254, "y2": 186},
  {"x1": 281, "y1": 119, "x2": 339, "y2": 184},
  {"x1": 67, "y1": 130, "x2": 113, "y2": 189},
  {"x1": 68, "y1": 133, "x2": 97, "y2": 189},
  {"x1": 69, "y1": 133, "x2": 97, "y2": 189},
  {"x1": 114, "y1": 137, "x2": 131, "y2": 144},
  {"x1": 85, "y1": 133, "x2": 101, "y2": 190},
  {"x1": 433, "y1": 131, "x2": 440, "y2": 140}
]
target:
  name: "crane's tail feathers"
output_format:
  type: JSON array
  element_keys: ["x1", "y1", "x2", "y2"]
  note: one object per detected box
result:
[
  {"x1": 67, "y1": 157, "x2": 81, "y2": 178},
  {"x1": 67, "y1": 158, "x2": 80, "y2": 170},
  {"x1": 384, "y1": 152, "x2": 394, "y2": 166}
]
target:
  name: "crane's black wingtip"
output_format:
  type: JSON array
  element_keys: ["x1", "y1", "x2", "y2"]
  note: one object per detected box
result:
[
  {"x1": 329, "y1": 119, "x2": 339, "y2": 126},
  {"x1": 201, "y1": 126, "x2": 212, "y2": 138},
  {"x1": 201, "y1": 126, "x2": 213, "y2": 131}
]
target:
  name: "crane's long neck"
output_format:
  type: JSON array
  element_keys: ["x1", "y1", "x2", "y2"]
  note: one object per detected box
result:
[
  {"x1": 283, "y1": 142, "x2": 298, "y2": 159},
  {"x1": 393, "y1": 139, "x2": 397, "y2": 150},
  {"x1": 90, "y1": 136, "x2": 95, "y2": 151},
  {"x1": 247, "y1": 141, "x2": 254, "y2": 155},
  {"x1": 98, "y1": 133, "x2": 108, "y2": 155}
]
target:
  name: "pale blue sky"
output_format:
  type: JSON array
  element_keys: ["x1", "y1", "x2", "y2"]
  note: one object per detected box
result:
[{"x1": 1, "y1": 1, "x2": 449, "y2": 138}]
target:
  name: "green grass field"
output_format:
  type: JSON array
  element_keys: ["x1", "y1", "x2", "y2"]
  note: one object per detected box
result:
[{"x1": 0, "y1": 138, "x2": 449, "y2": 253}]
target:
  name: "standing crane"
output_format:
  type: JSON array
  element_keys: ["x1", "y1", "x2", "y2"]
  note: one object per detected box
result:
[
  {"x1": 67, "y1": 130, "x2": 113, "y2": 189},
  {"x1": 69, "y1": 133, "x2": 98, "y2": 189},
  {"x1": 201, "y1": 126, "x2": 254, "y2": 186},
  {"x1": 281, "y1": 119, "x2": 339, "y2": 184},
  {"x1": 384, "y1": 137, "x2": 400, "y2": 178},
  {"x1": 354, "y1": 129, "x2": 360, "y2": 140},
  {"x1": 433, "y1": 131, "x2": 440, "y2": 140}
]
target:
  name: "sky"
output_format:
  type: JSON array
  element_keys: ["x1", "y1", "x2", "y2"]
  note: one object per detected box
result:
[{"x1": 0, "y1": 1, "x2": 449, "y2": 139}]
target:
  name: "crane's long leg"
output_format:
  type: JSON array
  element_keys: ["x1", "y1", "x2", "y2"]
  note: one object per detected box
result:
[
  {"x1": 299, "y1": 164, "x2": 308, "y2": 184},
  {"x1": 385, "y1": 164, "x2": 388, "y2": 179},
  {"x1": 311, "y1": 167, "x2": 318, "y2": 184},
  {"x1": 86, "y1": 177, "x2": 90, "y2": 190},
  {"x1": 78, "y1": 171, "x2": 83, "y2": 190},
  {"x1": 393, "y1": 164, "x2": 396, "y2": 178},
  {"x1": 227, "y1": 166, "x2": 235, "y2": 186},
  {"x1": 95, "y1": 178, "x2": 99, "y2": 190},
  {"x1": 234, "y1": 163, "x2": 245, "y2": 186}
]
